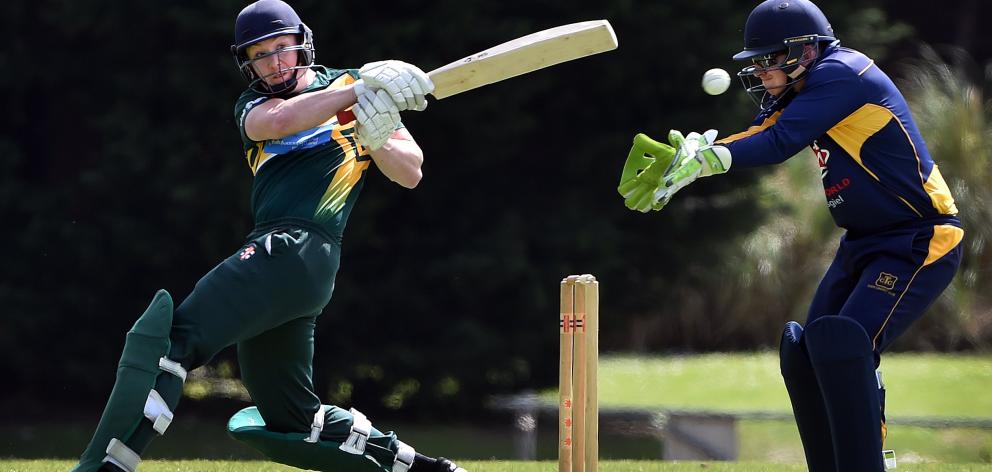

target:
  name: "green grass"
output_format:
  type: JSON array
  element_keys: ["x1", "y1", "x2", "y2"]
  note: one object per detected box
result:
[
  {"x1": 591, "y1": 352, "x2": 992, "y2": 417},
  {"x1": 4, "y1": 353, "x2": 989, "y2": 467},
  {"x1": 3, "y1": 460, "x2": 992, "y2": 471},
  {"x1": 553, "y1": 352, "x2": 992, "y2": 464}
]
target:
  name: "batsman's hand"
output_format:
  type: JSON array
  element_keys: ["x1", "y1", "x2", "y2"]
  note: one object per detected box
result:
[
  {"x1": 655, "y1": 129, "x2": 732, "y2": 202},
  {"x1": 618, "y1": 133, "x2": 678, "y2": 212},
  {"x1": 358, "y1": 60, "x2": 434, "y2": 112},
  {"x1": 353, "y1": 88, "x2": 401, "y2": 151}
]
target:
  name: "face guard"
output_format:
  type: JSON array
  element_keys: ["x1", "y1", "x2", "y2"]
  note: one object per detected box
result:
[
  {"x1": 233, "y1": 32, "x2": 315, "y2": 96},
  {"x1": 736, "y1": 35, "x2": 825, "y2": 111}
]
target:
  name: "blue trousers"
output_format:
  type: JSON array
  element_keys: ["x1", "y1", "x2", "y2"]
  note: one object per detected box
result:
[{"x1": 807, "y1": 221, "x2": 963, "y2": 356}]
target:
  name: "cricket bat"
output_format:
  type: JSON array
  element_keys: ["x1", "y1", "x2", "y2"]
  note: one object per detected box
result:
[{"x1": 337, "y1": 20, "x2": 618, "y2": 124}]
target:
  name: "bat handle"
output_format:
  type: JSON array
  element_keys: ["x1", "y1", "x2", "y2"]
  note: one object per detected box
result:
[{"x1": 336, "y1": 109, "x2": 357, "y2": 125}]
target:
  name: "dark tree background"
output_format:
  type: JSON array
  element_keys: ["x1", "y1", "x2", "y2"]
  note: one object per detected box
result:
[{"x1": 2, "y1": 0, "x2": 988, "y2": 421}]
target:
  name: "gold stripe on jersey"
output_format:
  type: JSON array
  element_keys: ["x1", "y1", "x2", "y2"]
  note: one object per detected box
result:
[
  {"x1": 826, "y1": 103, "x2": 889, "y2": 180},
  {"x1": 827, "y1": 103, "x2": 926, "y2": 216},
  {"x1": 924, "y1": 225, "x2": 964, "y2": 267},
  {"x1": 315, "y1": 71, "x2": 370, "y2": 219},
  {"x1": 828, "y1": 103, "x2": 958, "y2": 216},
  {"x1": 315, "y1": 123, "x2": 371, "y2": 219},
  {"x1": 716, "y1": 111, "x2": 782, "y2": 145},
  {"x1": 922, "y1": 164, "x2": 957, "y2": 214},
  {"x1": 245, "y1": 141, "x2": 276, "y2": 176},
  {"x1": 886, "y1": 115, "x2": 959, "y2": 216}
]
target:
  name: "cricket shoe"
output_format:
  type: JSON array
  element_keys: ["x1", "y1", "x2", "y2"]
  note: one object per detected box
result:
[{"x1": 437, "y1": 457, "x2": 468, "y2": 472}]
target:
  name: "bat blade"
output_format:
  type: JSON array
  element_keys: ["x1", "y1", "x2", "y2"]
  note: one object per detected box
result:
[
  {"x1": 337, "y1": 20, "x2": 618, "y2": 125},
  {"x1": 428, "y1": 20, "x2": 618, "y2": 99}
]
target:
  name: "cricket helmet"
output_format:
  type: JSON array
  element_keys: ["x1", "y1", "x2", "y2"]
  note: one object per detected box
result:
[
  {"x1": 732, "y1": 0, "x2": 837, "y2": 110},
  {"x1": 231, "y1": 0, "x2": 316, "y2": 96}
]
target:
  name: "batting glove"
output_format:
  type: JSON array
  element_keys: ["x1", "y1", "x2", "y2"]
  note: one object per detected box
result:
[
  {"x1": 353, "y1": 88, "x2": 401, "y2": 151},
  {"x1": 359, "y1": 60, "x2": 434, "y2": 112}
]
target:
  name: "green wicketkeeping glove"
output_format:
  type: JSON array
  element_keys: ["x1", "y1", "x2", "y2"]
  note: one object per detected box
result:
[{"x1": 618, "y1": 133, "x2": 678, "y2": 212}]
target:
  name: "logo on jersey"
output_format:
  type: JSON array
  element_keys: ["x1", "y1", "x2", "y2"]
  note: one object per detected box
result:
[
  {"x1": 868, "y1": 272, "x2": 899, "y2": 295},
  {"x1": 826, "y1": 195, "x2": 845, "y2": 209},
  {"x1": 824, "y1": 177, "x2": 851, "y2": 197},
  {"x1": 239, "y1": 245, "x2": 256, "y2": 261},
  {"x1": 812, "y1": 140, "x2": 830, "y2": 179},
  {"x1": 265, "y1": 123, "x2": 335, "y2": 154}
]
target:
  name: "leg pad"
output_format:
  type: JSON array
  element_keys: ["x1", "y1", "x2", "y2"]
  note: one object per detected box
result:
[
  {"x1": 805, "y1": 316, "x2": 885, "y2": 472},
  {"x1": 779, "y1": 321, "x2": 835, "y2": 472},
  {"x1": 73, "y1": 290, "x2": 178, "y2": 472}
]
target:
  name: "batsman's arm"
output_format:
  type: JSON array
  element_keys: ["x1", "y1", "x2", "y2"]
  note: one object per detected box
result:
[
  {"x1": 245, "y1": 84, "x2": 359, "y2": 141},
  {"x1": 368, "y1": 128, "x2": 424, "y2": 189}
]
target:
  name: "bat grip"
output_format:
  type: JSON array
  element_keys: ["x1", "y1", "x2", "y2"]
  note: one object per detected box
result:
[{"x1": 336, "y1": 109, "x2": 357, "y2": 125}]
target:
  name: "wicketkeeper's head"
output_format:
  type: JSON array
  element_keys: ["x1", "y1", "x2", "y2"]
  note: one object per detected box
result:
[{"x1": 732, "y1": 0, "x2": 837, "y2": 110}]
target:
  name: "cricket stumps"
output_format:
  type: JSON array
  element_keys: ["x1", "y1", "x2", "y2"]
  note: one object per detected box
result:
[{"x1": 559, "y1": 274, "x2": 599, "y2": 472}]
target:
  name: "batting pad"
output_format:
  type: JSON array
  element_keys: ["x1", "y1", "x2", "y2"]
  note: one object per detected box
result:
[
  {"x1": 805, "y1": 316, "x2": 885, "y2": 472},
  {"x1": 72, "y1": 290, "x2": 177, "y2": 472},
  {"x1": 779, "y1": 321, "x2": 835, "y2": 472},
  {"x1": 227, "y1": 406, "x2": 393, "y2": 472}
]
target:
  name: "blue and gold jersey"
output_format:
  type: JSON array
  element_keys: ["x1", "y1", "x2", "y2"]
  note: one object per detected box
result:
[
  {"x1": 718, "y1": 45, "x2": 958, "y2": 235},
  {"x1": 234, "y1": 66, "x2": 370, "y2": 242}
]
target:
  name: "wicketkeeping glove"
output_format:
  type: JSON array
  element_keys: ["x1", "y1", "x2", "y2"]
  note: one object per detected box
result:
[
  {"x1": 358, "y1": 60, "x2": 434, "y2": 112},
  {"x1": 353, "y1": 88, "x2": 401, "y2": 151},
  {"x1": 618, "y1": 133, "x2": 679, "y2": 212},
  {"x1": 655, "y1": 129, "x2": 732, "y2": 202}
]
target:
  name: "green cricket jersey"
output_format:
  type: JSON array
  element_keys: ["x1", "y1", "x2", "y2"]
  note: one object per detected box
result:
[{"x1": 234, "y1": 66, "x2": 371, "y2": 242}]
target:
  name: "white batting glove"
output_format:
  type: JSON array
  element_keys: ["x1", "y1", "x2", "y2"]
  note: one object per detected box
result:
[
  {"x1": 353, "y1": 88, "x2": 401, "y2": 151},
  {"x1": 359, "y1": 60, "x2": 434, "y2": 112}
]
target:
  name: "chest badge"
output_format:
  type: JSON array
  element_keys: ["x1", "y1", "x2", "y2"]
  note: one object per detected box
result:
[
  {"x1": 812, "y1": 140, "x2": 830, "y2": 179},
  {"x1": 239, "y1": 245, "x2": 256, "y2": 261}
]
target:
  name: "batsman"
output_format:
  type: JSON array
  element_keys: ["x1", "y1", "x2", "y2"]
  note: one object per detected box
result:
[
  {"x1": 72, "y1": 1, "x2": 466, "y2": 471},
  {"x1": 619, "y1": 1, "x2": 963, "y2": 470}
]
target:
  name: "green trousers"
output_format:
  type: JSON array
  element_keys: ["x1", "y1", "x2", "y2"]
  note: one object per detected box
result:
[{"x1": 81, "y1": 219, "x2": 400, "y2": 471}]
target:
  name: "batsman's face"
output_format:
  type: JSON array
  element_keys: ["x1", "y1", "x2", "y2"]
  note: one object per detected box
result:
[
  {"x1": 752, "y1": 52, "x2": 788, "y2": 96},
  {"x1": 246, "y1": 35, "x2": 301, "y2": 86}
]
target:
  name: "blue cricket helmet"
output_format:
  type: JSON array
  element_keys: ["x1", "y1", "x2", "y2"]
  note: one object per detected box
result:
[
  {"x1": 733, "y1": 0, "x2": 837, "y2": 111},
  {"x1": 733, "y1": 0, "x2": 835, "y2": 60},
  {"x1": 231, "y1": 0, "x2": 316, "y2": 96}
]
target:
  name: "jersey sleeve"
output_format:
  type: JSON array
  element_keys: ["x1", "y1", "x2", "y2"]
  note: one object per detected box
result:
[
  {"x1": 721, "y1": 59, "x2": 868, "y2": 169},
  {"x1": 233, "y1": 90, "x2": 270, "y2": 148}
]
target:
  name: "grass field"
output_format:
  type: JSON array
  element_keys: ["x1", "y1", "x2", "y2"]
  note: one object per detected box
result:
[
  {"x1": 593, "y1": 352, "x2": 992, "y2": 417},
  {"x1": 3, "y1": 353, "x2": 989, "y2": 468},
  {"x1": 561, "y1": 352, "x2": 992, "y2": 464},
  {"x1": 3, "y1": 460, "x2": 992, "y2": 471}
]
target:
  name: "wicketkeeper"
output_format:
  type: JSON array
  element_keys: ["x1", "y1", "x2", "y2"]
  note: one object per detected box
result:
[
  {"x1": 618, "y1": 1, "x2": 963, "y2": 470},
  {"x1": 72, "y1": 1, "x2": 466, "y2": 471}
]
